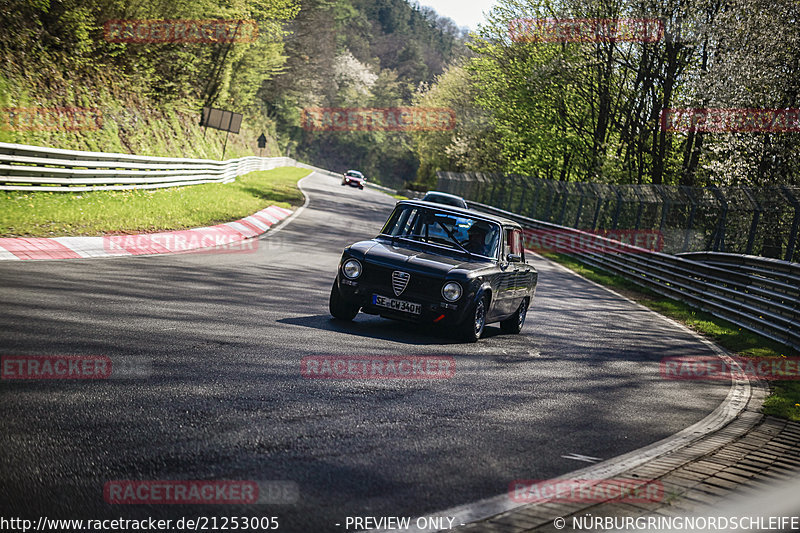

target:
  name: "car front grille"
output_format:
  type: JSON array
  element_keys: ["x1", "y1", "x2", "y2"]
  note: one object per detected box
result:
[
  {"x1": 391, "y1": 271, "x2": 410, "y2": 295},
  {"x1": 363, "y1": 264, "x2": 442, "y2": 300}
]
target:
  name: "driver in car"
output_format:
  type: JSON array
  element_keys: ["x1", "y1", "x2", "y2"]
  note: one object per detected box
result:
[{"x1": 465, "y1": 221, "x2": 492, "y2": 256}]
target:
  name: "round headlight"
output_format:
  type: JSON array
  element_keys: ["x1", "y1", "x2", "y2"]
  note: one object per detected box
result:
[
  {"x1": 442, "y1": 281, "x2": 462, "y2": 302},
  {"x1": 342, "y1": 258, "x2": 362, "y2": 279}
]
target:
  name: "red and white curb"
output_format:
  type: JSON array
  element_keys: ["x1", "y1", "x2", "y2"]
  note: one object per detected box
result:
[{"x1": 0, "y1": 205, "x2": 293, "y2": 260}]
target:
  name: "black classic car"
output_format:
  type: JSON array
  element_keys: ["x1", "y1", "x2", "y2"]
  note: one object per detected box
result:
[{"x1": 329, "y1": 200, "x2": 538, "y2": 341}]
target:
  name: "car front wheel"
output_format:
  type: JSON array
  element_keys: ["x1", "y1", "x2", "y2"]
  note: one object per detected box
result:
[
  {"x1": 329, "y1": 281, "x2": 359, "y2": 320},
  {"x1": 500, "y1": 299, "x2": 528, "y2": 334},
  {"x1": 459, "y1": 295, "x2": 487, "y2": 342}
]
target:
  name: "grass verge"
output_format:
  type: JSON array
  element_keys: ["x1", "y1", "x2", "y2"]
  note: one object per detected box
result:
[
  {"x1": 0, "y1": 167, "x2": 310, "y2": 237},
  {"x1": 540, "y1": 252, "x2": 800, "y2": 422}
]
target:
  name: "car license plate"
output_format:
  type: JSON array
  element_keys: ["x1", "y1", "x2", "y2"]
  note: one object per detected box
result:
[{"x1": 373, "y1": 294, "x2": 422, "y2": 315}]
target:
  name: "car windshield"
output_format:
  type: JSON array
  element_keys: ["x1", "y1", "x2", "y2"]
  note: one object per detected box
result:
[
  {"x1": 346, "y1": 171, "x2": 363, "y2": 178},
  {"x1": 380, "y1": 205, "x2": 500, "y2": 258}
]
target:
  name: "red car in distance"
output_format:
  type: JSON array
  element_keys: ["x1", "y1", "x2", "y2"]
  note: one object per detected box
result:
[{"x1": 342, "y1": 170, "x2": 366, "y2": 189}]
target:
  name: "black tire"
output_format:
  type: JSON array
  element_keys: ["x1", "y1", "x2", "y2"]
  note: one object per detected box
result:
[
  {"x1": 329, "y1": 281, "x2": 359, "y2": 320},
  {"x1": 459, "y1": 295, "x2": 487, "y2": 343},
  {"x1": 500, "y1": 299, "x2": 528, "y2": 334}
]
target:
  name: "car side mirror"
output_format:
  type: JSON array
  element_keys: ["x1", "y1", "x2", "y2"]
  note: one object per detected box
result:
[{"x1": 507, "y1": 253, "x2": 522, "y2": 263}]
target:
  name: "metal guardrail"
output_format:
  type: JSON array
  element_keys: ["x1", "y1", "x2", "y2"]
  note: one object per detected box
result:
[
  {"x1": 467, "y1": 200, "x2": 800, "y2": 352},
  {"x1": 437, "y1": 171, "x2": 800, "y2": 263},
  {"x1": 0, "y1": 142, "x2": 299, "y2": 191}
]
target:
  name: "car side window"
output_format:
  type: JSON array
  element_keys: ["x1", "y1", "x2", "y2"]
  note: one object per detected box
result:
[
  {"x1": 503, "y1": 228, "x2": 525, "y2": 260},
  {"x1": 511, "y1": 229, "x2": 524, "y2": 260},
  {"x1": 504, "y1": 229, "x2": 513, "y2": 259}
]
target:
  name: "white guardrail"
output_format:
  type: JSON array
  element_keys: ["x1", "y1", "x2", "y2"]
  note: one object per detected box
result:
[{"x1": 0, "y1": 142, "x2": 342, "y2": 191}]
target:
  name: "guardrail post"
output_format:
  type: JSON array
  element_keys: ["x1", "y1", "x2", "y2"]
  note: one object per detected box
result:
[
  {"x1": 530, "y1": 179, "x2": 543, "y2": 218},
  {"x1": 459, "y1": 173, "x2": 469, "y2": 198},
  {"x1": 517, "y1": 176, "x2": 528, "y2": 214},
  {"x1": 479, "y1": 173, "x2": 487, "y2": 203},
  {"x1": 710, "y1": 187, "x2": 728, "y2": 252},
  {"x1": 612, "y1": 186, "x2": 623, "y2": 229},
  {"x1": 489, "y1": 175, "x2": 500, "y2": 206},
  {"x1": 633, "y1": 187, "x2": 644, "y2": 230},
  {"x1": 472, "y1": 173, "x2": 482, "y2": 201},
  {"x1": 741, "y1": 187, "x2": 762, "y2": 255},
  {"x1": 574, "y1": 182, "x2": 586, "y2": 228},
  {"x1": 658, "y1": 186, "x2": 670, "y2": 233},
  {"x1": 781, "y1": 186, "x2": 800, "y2": 261},
  {"x1": 681, "y1": 186, "x2": 698, "y2": 252},
  {"x1": 557, "y1": 183, "x2": 570, "y2": 226},
  {"x1": 590, "y1": 184, "x2": 603, "y2": 230},
  {"x1": 544, "y1": 181, "x2": 556, "y2": 223},
  {"x1": 506, "y1": 174, "x2": 518, "y2": 211}
]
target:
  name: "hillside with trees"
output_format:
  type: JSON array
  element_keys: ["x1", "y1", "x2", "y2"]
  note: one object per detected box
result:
[
  {"x1": 261, "y1": 0, "x2": 467, "y2": 187},
  {"x1": 412, "y1": 0, "x2": 800, "y2": 190},
  {"x1": 2, "y1": 0, "x2": 795, "y2": 192},
  {"x1": 0, "y1": 0, "x2": 300, "y2": 158},
  {"x1": 0, "y1": 0, "x2": 465, "y2": 184}
]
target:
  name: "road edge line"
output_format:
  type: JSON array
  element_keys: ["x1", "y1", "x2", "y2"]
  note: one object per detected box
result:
[{"x1": 375, "y1": 252, "x2": 764, "y2": 533}]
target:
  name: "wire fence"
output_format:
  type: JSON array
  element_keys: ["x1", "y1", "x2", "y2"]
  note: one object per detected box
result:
[{"x1": 436, "y1": 172, "x2": 800, "y2": 263}]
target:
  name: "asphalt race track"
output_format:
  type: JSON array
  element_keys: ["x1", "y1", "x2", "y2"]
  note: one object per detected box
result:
[{"x1": 0, "y1": 171, "x2": 732, "y2": 531}]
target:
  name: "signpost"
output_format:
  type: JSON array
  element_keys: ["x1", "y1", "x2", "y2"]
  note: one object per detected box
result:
[{"x1": 200, "y1": 107, "x2": 243, "y2": 160}]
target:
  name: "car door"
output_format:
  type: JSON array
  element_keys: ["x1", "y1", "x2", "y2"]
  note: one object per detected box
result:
[
  {"x1": 510, "y1": 228, "x2": 535, "y2": 302},
  {"x1": 489, "y1": 227, "x2": 517, "y2": 320}
]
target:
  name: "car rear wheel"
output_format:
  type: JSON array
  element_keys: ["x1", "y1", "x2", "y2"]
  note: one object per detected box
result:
[
  {"x1": 459, "y1": 295, "x2": 487, "y2": 343},
  {"x1": 500, "y1": 299, "x2": 528, "y2": 334},
  {"x1": 329, "y1": 281, "x2": 359, "y2": 320}
]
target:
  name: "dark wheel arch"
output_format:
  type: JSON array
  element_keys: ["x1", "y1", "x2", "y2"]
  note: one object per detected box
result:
[
  {"x1": 329, "y1": 280, "x2": 359, "y2": 320},
  {"x1": 500, "y1": 297, "x2": 529, "y2": 334}
]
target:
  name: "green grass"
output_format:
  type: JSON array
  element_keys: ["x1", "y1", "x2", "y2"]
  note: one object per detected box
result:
[
  {"x1": 0, "y1": 167, "x2": 310, "y2": 237},
  {"x1": 541, "y1": 252, "x2": 800, "y2": 421}
]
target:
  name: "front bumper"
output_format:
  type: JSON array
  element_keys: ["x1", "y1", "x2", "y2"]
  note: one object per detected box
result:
[{"x1": 335, "y1": 276, "x2": 472, "y2": 325}]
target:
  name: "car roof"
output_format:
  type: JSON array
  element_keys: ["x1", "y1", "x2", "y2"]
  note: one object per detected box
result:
[
  {"x1": 422, "y1": 191, "x2": 464, "y2": 200},
  {"x1": 396, "y1": 199, "x2": 521, "y2": 229},
  {"x1": 345, "y1": 170, "x2": 363, "y2": 175}
]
